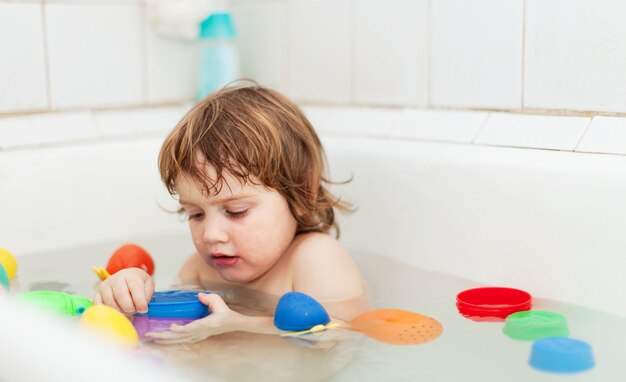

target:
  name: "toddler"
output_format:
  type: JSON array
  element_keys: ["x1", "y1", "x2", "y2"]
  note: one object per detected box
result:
[{"x1": 94, "y1": 85, "x2": 368, "y2": 344}]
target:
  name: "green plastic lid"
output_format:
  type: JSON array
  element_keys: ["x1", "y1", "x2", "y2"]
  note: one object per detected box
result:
[
  {"x1": 503, "y1": 310, "x2": 569, "y2": 341},
  {"x1": 199, "y1": 13, "x2": 236, "y2": 40}
]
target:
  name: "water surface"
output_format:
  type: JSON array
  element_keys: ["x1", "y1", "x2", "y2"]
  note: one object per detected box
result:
[{"x1": 16, "y1": 234, "x2": 625, "y2": 381}]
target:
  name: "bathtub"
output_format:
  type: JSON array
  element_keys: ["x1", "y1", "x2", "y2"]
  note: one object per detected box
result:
[{"x1": 2, "y1": 128, "x2": 626, "y2": 381}]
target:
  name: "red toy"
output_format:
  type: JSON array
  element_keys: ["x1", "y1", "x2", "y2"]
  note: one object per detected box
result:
[{"x1": 106, "y1": 244, "x2": 155, "y2": 276}]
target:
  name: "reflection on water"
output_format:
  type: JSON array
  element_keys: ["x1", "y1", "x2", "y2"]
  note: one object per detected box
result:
[
  {"x1": 28, "y1": 281, "x2": 72, "y2": 293},
  {"x1": 14, "y1": 234, "x2": 626, "y2": 381}
]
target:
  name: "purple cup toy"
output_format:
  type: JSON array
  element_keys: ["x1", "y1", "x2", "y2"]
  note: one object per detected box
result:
[{"x1": 132, "y1": 290, "x2": 212, "y2": 338}]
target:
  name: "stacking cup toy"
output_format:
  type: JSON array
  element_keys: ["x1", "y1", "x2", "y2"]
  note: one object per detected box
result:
[
  {"x1": 456, "y1": 287, "x2": 532, "y2": 321},
  {"x1": 529, "y1": 337, "x2": 594, "y2": 373},
  {"x1": 132, "y1": 290, "x2": 212, "y2": 338},
  {"x1": 503, "y1": 311, "x2": 569, "y2": 341}
]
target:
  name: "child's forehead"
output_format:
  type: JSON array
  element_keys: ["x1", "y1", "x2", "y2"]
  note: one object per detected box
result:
[{"x1": 174, "y1": 169, "x2": 265, "y2": 201}]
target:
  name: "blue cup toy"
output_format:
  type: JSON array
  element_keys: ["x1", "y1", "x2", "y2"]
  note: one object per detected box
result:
[
  {"x1": 132, "y1": 290, "x2": 212, "y2": 338},
  {"x1": 529, "y1": 337, "x2": 594, "y2": 373}
]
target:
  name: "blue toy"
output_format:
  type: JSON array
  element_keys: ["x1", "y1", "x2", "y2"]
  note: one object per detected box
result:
[
  {"x1": 273, "y1": 291, "x2": 330, "y2": 332},
  {"x1": 132, "y1": 290, "x2": 213, "y2": 338},
  {"x1": 529, "y1": 337, "x2": 595, "y2": 373},
  {"x1": 135, "y1": 290, "x2": 212, "y2": 319}
]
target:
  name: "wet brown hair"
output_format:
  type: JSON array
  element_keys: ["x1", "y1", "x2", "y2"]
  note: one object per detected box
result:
[{"x1": 158, "y1": 84, "x2": 352, "y2": 236}]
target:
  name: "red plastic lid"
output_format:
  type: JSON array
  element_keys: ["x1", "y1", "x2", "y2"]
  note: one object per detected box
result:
[{"x1": 456, "y1": 287, "x2": 532, "y2": 321}]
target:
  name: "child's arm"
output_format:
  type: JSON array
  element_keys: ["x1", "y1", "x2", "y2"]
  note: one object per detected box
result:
[
  {"x1": 147, "y1": 234, "x2": 368, "y2": 344},
  {"x1": 93, "y1": 268, "x2": 154, "y2": 314},
  {"x1": 145, "y1": 292, "x2": 280, "y2": 344}
]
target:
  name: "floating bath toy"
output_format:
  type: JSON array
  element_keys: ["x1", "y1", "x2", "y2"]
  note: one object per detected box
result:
[
  {"x1": 274, "y1": 291, "x2": 330, "y2": 331},
  {"x1": 503, "y1": 310, "x2": 569, "y2": 341},
  {"x1": 93, "y1": 243, "x2": 155, "y2": 280},
  {"x1": 529, "y1": 337, "x2": 594, "y2": 373},
  {"x1": 274, "y1": 291, "x2": 443, "y2": 345},
  {"x1": 14, "y1": 291, "x2": 92, "y2": 316},
  {"x1": 0, "y1": 247, "x2": 17, "y2": 280},
  {"x1": 0, "y1": 264, "x2": 10, "y2": 291},
  {"x1": 80, "y1": 304, "x2": 139, "y2": 348},
  {"x1": 350, "y1": 308, "x2": 443, "y2": 345},
  {"x1": 456, "y1": 287, "x2": 532, "y2": 321},
  {"x1": 132, "y1": 290, "x2": 212, "y2": 338}
]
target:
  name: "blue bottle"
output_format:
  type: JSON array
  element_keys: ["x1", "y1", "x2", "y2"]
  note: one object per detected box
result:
[{"x1": 196, "y1": 12, "x2": 239, "y2": 100}]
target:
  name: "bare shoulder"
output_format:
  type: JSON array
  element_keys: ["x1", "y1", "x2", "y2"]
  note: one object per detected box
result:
[{"x1": 290, "y1": 232, "x2": 366, "y2": 302}]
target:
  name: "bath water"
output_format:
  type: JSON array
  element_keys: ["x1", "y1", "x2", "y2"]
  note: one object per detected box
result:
[{"x1": 15, "y1": 234, "x2": 625, "y2": 381}]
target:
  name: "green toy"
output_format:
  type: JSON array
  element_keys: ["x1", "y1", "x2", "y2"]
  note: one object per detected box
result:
[
  {"x1": 0, "y1": 264, "x2": 9, "y2": 291},
  {"x1": 14, "y1": 291, "x2": 92, "y2": 316}
]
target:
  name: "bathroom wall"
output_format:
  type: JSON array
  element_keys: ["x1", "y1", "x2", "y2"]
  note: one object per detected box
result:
[
  {"x1": 2, "y1": 1, "x2": 626, "y2": 314},
  {"x1": 2, "y1": 0, "x2": 626, "y2": 154}
]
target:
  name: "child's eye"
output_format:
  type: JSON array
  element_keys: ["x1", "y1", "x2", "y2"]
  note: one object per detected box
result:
[
  {"x1": 187, "y1": 212, "x2": 205, "y2": 221},
  {"x1": 226, "y1": 209, "x2": 249, "y2": 219}
]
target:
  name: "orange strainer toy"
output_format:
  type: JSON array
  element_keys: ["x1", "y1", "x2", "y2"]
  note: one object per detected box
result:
[{"x1": 350, "y1": 308, "x2": 443, "y2": 345}]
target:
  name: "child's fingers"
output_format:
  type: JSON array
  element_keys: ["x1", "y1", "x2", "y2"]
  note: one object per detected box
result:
[
  {"x1": 93, "y1": 292, "x2": 103, "y2": 305},
  {"x1": 198, "y1": 292, "x2": 229, "y2": 312},
  {"x1": 98, "y1": 285, "x2": 123, "y2": 312},
  {"x1": 144, "y1": 275, "x2": 155, "y2": 303},
  {"x1": 126, "y1": 277, "x2": 149, "y2": 314},
  {"x1": 111, "y1": 280, "x2": 136, "y2": 314}
]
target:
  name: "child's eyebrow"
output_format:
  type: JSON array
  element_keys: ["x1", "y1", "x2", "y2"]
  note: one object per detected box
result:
[{"x1": 178, "y1": 194, "x2": 256, "y2": 205}]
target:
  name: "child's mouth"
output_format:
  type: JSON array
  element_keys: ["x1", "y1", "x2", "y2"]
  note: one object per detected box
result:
[{"x1": 211, "y1": 254, "x2": 239, "y2": 267}]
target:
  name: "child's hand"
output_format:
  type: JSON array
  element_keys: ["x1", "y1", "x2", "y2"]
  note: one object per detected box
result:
[
  {"x1": 146, "y1": 293, "x2": 244, "y2": 344},
  {"x1": 93, "y1": 268, "x2": 154, "y2": 314}
]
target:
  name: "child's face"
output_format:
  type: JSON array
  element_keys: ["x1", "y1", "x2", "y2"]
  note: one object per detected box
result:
[{"x1": 176, "y1": 164, "x2": 298, "y2": 284}]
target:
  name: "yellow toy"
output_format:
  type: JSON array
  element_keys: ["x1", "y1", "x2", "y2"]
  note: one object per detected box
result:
[
  {"x1": 0, "y1": 247, "x2": 17, "y2": 280},
  {"x1": 79, "y1": 305, "x2": 139, "y2": 349}
]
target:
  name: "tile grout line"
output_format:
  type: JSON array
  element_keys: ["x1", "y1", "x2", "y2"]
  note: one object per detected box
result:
[
  {"x1": 41, "y1": 0, "x2": 52, "y2": 110},
  {"x1": 573, "y1": 116, "x2": 594, "y2": 152}
]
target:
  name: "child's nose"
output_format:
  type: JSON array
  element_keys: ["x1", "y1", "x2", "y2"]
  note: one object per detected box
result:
[{"x1": 201, "y1": 217, "x2": 228, "y2": 244}]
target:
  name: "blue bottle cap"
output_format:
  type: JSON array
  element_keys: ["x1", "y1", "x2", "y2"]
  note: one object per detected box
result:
[
  {"x1": 273, "y1": 291, "x2": 330, "y2": 331},
  {"x1": 135, "y1": 290, "x2": 212, "y2": 319},
  {"x1": 529, "y1": 337, "x2": 595, "y2": 373},
  {"x1": 199, "y1": 13, "x2": 236, "y2": 40}
]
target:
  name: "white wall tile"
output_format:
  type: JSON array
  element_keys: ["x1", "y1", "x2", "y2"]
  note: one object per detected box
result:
[
  {"x1": 0, "y1": 3, "x2": 48, "y2": 113},
  {"x1": 45, "y1": 3, "x2": 145, "y2": 109},
  {"x1": 577, "y1": 116, "x2": 626, "y2": 155},
  {"x1": 431, "y1": 0, "x2": 523, "y2": 109},
  {"x1": 322, "y1": 107, "x2": 399, "y2": 137},
  {"x1": 391, "y1": 109, "x2": 488, "y2": 143},
  {"x1": 525, "y1": 0, "x2": 626, "y2": 112},
  {"x1": 145, "y1": 27, "x2": 198, "y2": 104},
  {"x1": 94, "y1": 106, "x2": 186, "y2": 137},
  {"x1": 286, "y1": 0, "x2": 352, "y2": 103},
  {"x1": 232, "y1": 1, "x2": 288, "y2": 93},
  {"x1": 475, "y1": 112, "x2": 589, "y2": 150},
  {"x1": 354, "y1": 0, "x2": 428, "y2": 106},
  {"x1": 0, "y1": 112, "x2": 97, "y2": 149},
  {"x1": 132, "y1": 106, "x2": 186, "y2": 134}
]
